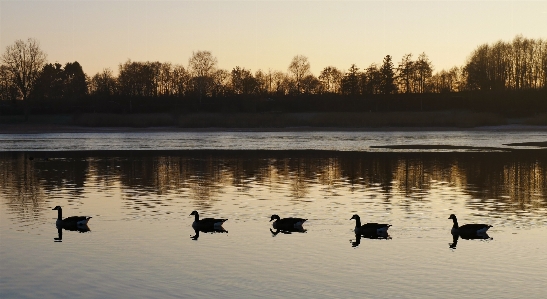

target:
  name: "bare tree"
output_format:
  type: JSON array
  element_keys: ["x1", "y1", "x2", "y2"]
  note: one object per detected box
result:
[
  {"x1": 287, "y1": 55, "x2": 311, "y2": 93},
  {"x1": 211, "y1": 69, "x2": 230, "y2": 97},
  {"x1": 397, "y1": 53, "x2": 414, "y2": 93},
  {"x1": 172, "y1": 65, "x2": 190, "y2": 97},
  {"x1": 231, "y1": 66, "x2": 257, "y2": 95},
  {"x1": 319, "y1": 66, "x2": 342, "y2": 93},
  {"x1": 188, "y1": 50, "x2": 218, "y2": 100},
  {"x1": 1, "y1": 38, "x2": 47, "y2": 119},
  {"x1": 300, "y1": 74, "x2": 321, "y2": 94},
  {"x1": 90, "y1": 68, "x2": 117, "y2": 97},
  {"x1": 363, "y1": 63, "x2": 381, "y2": 95},
  {"x1": 415, "y1": 53, "x2": 433, "y2": 93},
  {"x1": 253, "y1": 69, "x2": 269, "y2": 95},
  {"x1": 0, "y1": 65, "x2": 18, "y2": 102},
  {"x1": 464, "y1": 36, "x2": 546, "y2": 91}
]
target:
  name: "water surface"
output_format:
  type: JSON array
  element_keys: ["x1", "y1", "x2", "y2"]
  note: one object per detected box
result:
[
  {"x1": 1, "y1": 132, "x2": 546, "y2": 299},
  {"x1": 1, "y1": 130, "x2": 546, "y2": 151}
]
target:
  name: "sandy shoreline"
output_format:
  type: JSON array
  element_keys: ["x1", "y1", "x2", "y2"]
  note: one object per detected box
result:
[{"x1": 1, "y1": 123, "x2": 546, "y2": 134}]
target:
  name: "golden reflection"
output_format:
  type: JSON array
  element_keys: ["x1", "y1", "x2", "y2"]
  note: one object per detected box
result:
[
  {"x1": 289, "y1": 159, "x2": 311, "y2": 199},
  {"x1": 0, "y1": 153, "x2": 48, "y2": 219},
  {"x1": 1, "y1": 151, "x2": 546, "y2": 218}
]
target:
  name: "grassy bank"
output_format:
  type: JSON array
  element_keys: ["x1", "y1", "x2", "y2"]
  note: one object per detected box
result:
[{"x1": 2, "y1": 111, "x2": 546, "y2": 129}]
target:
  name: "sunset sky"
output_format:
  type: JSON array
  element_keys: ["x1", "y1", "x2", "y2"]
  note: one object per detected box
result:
[{"x1": 1, "y1": 1, "x2": 545, "y2": 76}]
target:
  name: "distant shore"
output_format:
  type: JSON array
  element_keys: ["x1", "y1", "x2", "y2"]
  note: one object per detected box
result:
[
  {"x1": 1, "y1": 112, "x2": 546, "y2": 134},
  {"x1": 1, "y1": 123, "x2": 546, "y2": 135}
]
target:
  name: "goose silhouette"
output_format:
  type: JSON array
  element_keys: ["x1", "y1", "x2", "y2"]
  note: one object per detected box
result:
[
  {"x1": 448, "y1": 214, "x2": 492, "y2": 234},
  {"x1": 52, "y1": 206, "x2": 91, "y2": 228},
  {"x1": 350, "y1": 214, "x2": 391, "y2": 235},
  {"x1": 269, "y1": 215, "x2": 307, "y2": 229},
  {"x1": 189, "y1": 211, "x2": 227, "y2": 229}
]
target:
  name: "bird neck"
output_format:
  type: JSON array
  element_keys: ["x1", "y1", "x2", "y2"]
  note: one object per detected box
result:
[
  {"x1": 57, "y1": 209, "x2": 63, "y2": 221},
  {"x1": 193, "y1": 213, "x2": 200, "y2": 222},
  {"x1": 354, "y1": 218, "x2": 361, "y2": 227},
  {"x1": 451, "y1": 217, "x2": 459, "y2": 229}
]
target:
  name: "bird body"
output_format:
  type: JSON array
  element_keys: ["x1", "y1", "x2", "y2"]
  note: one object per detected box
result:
[
  {"x1": 190, "y1": 211, "x2": 227, "y2": 229},
  {"x1": 448, "y1": 214, "x2": 491, "y2": 234},
  {"x1": 52, "y1": 206, "x2": 91, "y2": 227},
  {"x1": 350, "y1": 214, "x2": 391, "y2": 235},
  {"x1": 269, "y1": 215, "x2": 307, "y2": 229}
]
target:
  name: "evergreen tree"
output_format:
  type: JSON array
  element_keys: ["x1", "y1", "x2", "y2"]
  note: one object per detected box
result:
[{"x1": 380, "y1": 55, "x2": 397, "y2": 94}]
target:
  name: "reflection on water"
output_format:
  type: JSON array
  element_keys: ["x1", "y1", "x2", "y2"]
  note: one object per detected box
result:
[
  {"x1": 1, "y1": 149, "x2": 546, "y2": 299},
  {"x1": 351, "y1": 232, "x2": 391, "y2": 248},
  {"x1": 2, "y1": 150, "x2": 545, "y2": 222},
  {"x1": 270, "y1": 227, "x2": 307, "y2": 236},
  {"x1": 54, "y1": 225, "x2": 90, "y2": 242},
  {"x1": 449, "y1": 232, "x2": 492, "y2": 250},
  {"x1": 191, "y1": 226, "x2": 228, "y2": 241}
]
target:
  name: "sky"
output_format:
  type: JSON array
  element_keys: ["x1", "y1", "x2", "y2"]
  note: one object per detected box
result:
[{"x1": 1, "y1": 0, "x2": 546, "y2": 77}]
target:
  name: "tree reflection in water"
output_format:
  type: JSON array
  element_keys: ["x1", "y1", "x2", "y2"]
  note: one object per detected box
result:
[{"x1": 1, "y1": 150, "x2": 545, "y2": 221}]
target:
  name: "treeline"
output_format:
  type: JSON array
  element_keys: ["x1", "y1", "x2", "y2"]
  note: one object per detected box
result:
[{"x1": 0, "y1": 35, "x2": 546, "y2": 117}]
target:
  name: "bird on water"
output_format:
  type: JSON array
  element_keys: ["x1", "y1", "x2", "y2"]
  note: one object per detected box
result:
[
  {"x1": 448, "y1": 214, "x2": 492, "y2": 234},
  {"x1": 350, "y1": 214, "x2": 391, "y2": 235},
  {"x1": 52, "y1": 206, "x2": 92, "y2": 227}
]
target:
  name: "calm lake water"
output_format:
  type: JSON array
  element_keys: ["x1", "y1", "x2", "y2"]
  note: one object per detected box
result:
[{"x1": 1, "y1": 131, "x2": 546, "y2": 299}]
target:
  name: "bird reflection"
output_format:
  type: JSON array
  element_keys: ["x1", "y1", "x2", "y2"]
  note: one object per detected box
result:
[
  {"x1": 350, "y1": 231, "x2": 391, "y2": 247},
  {"x1": 54, "y1": 225, "x2": 90, "y2": 242},
  {"x1": 270, "y1": 226, "x2": 307, "y2": 236},
  {"x1": 449, "y1": 231, "x2": 492, "y2": 249},
  {"x1": 191, "y1": 226, "x2": 228, "y2": 240}
]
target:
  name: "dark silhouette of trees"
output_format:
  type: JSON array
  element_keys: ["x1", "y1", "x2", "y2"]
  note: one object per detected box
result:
[
  {"x1": 379, "y1": 55, "x2": 397, "y2": 94},
  {"x1": 188, "y1": 50, "x2": 218, "y2": 100},
  {"x1": 319, "y1": 66, "x2": 342, "y2": 94},
  {"x1": 299, "y1": 74, "x2": 321, "y2": 94},
  {"x1": 288, "y1": 55, "x2": 311, "y2": 94},
  {"x1": 362, "y1": 63, "x2": 381, "y2": 95},
  {"x1": 0, "y1": 65, "x2": 19, "y2": 102},
  {"x1": 31, "y1": 61, "x2": 87, "y2": 109},
  {"x1": 63, "y1": 62, "x2": 87, "y2": 100},
  {"x1": 231, "y1": 66, "x2": 258, "y2": 95},
  {"x1": 211, "y1": 69, "x2": 230, "y2": 97},
  {"x1": 253, "y1": 69, "x2": 270, "y2": 95},
  {"x1": 1, "y1": 35, "x2": 545, "y2": 117},
  {"x1": 394, "y1": 52, "x2": 433, "y2": 93},
  {"x1": 464, "y1": 36, "x2": 546, "y2": 91},
  {"x1": 33, "y1": 63, "x2": 64, "y2": 102},
  {"x1": 341, "y1": 64, "x2": 361, "y2": 95},
  {"x1": 171, "y1": 65, "x2": 191, "y2": 97},
  {"x1": 1, "y1": 38, "x2": 47, "y2": 119},
  {"x1": 414, "y1": 53, "x2": 433, "y2": 93},
  {"x1": 117, "y1": 60, "x2": 158, "y2": 97},
  {"x1": 429, "y1": 66, "x2": 464, "y2": 93},
  {"x1": 89, "y1": 68, "x2": 117, "y2": 97},
  {"x1": 397, "y1": 54, "x2": 414, "y2": 93}
]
